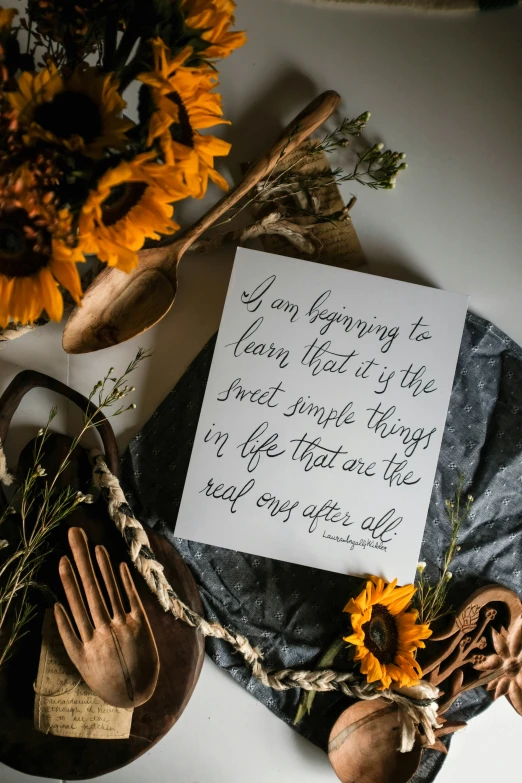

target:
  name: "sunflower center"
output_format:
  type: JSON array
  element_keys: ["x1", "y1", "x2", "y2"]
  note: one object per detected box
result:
[
  {"x1": 34, "y1": 91, "x2": 103, "y2": 144},
  {"x1": 101, "y1": 181, "x2": 148, "y2": 227},
  {"x1": 167, "y1": 92, "x2": 194, "y2": 148},
  {"x1": 0, "y1": 210, "x2": 50, "y2": 277},
  {"x1": 361, "y1": 604, "x2": 399, "y2": 664}
]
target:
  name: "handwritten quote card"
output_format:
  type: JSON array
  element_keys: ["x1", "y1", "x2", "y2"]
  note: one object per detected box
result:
[{"x1": 176, "y1": 248, "x2": 468, "y2": 583}]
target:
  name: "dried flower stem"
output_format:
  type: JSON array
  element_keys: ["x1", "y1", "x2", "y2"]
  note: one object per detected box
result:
[
  {"x1": 189, "y1": 211, "x2": 322, "y2": 257},
  {"x1": 415, "y1": 475, "x2": 473, "y2": 625},
  {"x1": 212, "y1": 112, "x2": 405, "y2": 234},
  {"x1": 0, "y1": 349, "x2": 150, "y2": 669}
]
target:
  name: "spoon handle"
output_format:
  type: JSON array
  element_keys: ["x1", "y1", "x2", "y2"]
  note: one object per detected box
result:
[{"x1": 177, "y1": 90, "x2": 341, "y2": 255}]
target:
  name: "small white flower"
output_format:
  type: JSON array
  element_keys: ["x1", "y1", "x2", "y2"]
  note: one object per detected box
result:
[
  {"x1": 0, "y1": 539, "x2": 8, "y2": 551},
  {"x1": 35, "y1": 465, "x2": 47, "y2": 477},
  {"x1": 75, "y1": 491, "x2": 93, "y2": 503},
  {"x1": 38, "y1": 428, "x2": 44, "y2": 436},
  {"x1": 445, "y1": 572, "x2": 453, "y2": 581},
  {"x1": 417, "y1": 561, "x2": 426, "y2": 574},
  {"x1": 468, "y1": 494, "x2": 474, "y2": 503},
  {"x1": 376, "y1": 142, "x2": 384, "y2": 150}
]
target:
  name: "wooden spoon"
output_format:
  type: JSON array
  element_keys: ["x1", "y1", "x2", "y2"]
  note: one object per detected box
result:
[{"x1": 62, "y1": 90, "x2": 341, "y2": 354}]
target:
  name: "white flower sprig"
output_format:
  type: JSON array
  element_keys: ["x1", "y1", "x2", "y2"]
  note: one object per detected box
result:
[
  {"x1": 414, "y1": 475, "x2": 473, "y2": 626},
  {"x1": 0, "y1": 348, "x2": 150, "y2": 670}
]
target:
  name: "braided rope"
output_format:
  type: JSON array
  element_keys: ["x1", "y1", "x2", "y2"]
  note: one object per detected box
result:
[
  {"x1": 0, "y1": 438, "x2": 14, "y2": 487},
  {"x1": 91, "y1": 451, "x2": 441, "y2": 751}
]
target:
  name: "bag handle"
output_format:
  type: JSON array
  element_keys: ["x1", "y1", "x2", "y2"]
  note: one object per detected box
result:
[{"x1": 0, "y1": 370, "x2": 119, "y2": 504}]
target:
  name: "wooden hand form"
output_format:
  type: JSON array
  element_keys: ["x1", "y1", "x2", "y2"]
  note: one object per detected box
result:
[{"x1": 54, "y1": 527, "x2": 160, "y2": 709}]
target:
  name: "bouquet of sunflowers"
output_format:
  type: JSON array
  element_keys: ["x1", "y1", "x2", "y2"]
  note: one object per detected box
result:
[{"x1": 0, "y1": 0, "x2": 245, "y2": 329}]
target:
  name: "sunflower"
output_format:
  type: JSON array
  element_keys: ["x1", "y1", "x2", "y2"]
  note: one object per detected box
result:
[
  {"x1": 343, "y1": 576, "x2": 432, "y2": 690},
  {"x1": 0, "y1": 7, "x2": 17, "y2": 31},
  {"x1": 7, "y1": 62, "x2": 133, "y2": 159},
  {"x1": 78, "y1": 153, "x2": 191, "y2": 272},
  {"x1": 138, "y1": 38, "x2": 231, "y2": 197},
  {"x1": 0, "y1": 167, "x2": 84, "y2": 327},
  {"x1": 182, "y1": 0, "x2": 246, "y2": 60}
]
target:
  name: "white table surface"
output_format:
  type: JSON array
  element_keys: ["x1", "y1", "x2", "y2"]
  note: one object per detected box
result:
[{"x1": 1, "y1": 0, "x2": 522, "y2": 780}]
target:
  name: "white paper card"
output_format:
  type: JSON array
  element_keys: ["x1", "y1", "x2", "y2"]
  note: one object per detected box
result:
[{"x1": 176, "y1": 248, "x2": 468, "y2": 583}]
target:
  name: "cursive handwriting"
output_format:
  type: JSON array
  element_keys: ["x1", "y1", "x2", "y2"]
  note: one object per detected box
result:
[
  {"x1": 399, "y1": 363, "x2": 437, "y2": 396},
  {"x1": 241, "y1": 274, "x2": 276, "y2": 312},
  {"x1": 238, "y1": 422, "x2": 285, "y2": 472},
  {"x1": 204, "y1": 426, "x2": 229, "y2": 457},
  {"x1": 382, "y1": 453, "x2": 421, "y2": 487},
  {"x1": 303, "y1": 499, "x2": 352, "y2": 534},
  {"x1": 301, "y1": 338, "x2": 358, "y2": 376},
  {"x1": 226, "y1": 317, "x2": 290, "y2": 369},
  {"x1": 306, "y1": 290, "x2": 400, "y2": 353},
  {"x1": 217, "y1": 377, "x2": 286, "y2": 408},
  {"x1": 199, "y1": 476, "x2": 255, "y2": 513},
  {"x1": 409, "y1": 317, "x2": 432, "y2": 341},
  {"x1": 283, "y1": 396, "x2": 355, "y2": 429},
  {"x1": 361, "y1": 508, "x2": 403, "y2": 543},
  {"x1": 257, "y1": 492, "x2": 299, "y2": 523},
  {"x1": 366, "y1": 403, "x2": 436, "y2": 457}
]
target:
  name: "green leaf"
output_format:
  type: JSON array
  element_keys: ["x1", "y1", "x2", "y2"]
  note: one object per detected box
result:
[
  {"x1": 294, "y1": 690, "x2": 316, "y2": 725},
  {"x1": 293, "y1": 636, "x2": 346, "y2": 725}
]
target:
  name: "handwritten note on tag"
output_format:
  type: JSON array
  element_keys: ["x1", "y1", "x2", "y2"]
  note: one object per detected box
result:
[
  {"x1": 176, "y1": 248, "x2": 468, "y2": 583},
  {"x1": 34, "y1": 609, "x2": 133, "y2": 739}
]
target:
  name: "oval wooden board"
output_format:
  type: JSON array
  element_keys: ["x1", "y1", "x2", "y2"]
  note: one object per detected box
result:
[{"x1": 0, "y1": 436, "x2": 204, "y2": 780}]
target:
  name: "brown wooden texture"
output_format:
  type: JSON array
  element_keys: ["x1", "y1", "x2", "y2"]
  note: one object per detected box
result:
[
  {"x1": 328, "y1": 699, "x2": 422, "y2": 783},
  {"x1": 0, "y1": 372, "x2": 204, "y2": 779},
  {"x1": 422, "y1": 584, "x2": 522, "y2": 715},
  {"x1": 55, "y1": 527, "x2": 160, "y2": 710},
  {"x1": 61, "y1": 90, "x2": 341, "y2": 354}
]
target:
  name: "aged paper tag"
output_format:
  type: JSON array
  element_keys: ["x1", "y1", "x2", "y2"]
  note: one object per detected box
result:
[
  {"x1": 34, "y1": 609, "x2": 133, "y2": 739},
  {"x1": 251, "y1": 141, "x2": 365, "y2": 270}
]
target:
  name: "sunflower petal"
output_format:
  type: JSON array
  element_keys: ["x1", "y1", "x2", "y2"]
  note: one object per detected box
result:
[
  {"x1": 343, "y1": 631, "x2": 364, "y2": 647},
  {"x1": 382, "y1": 584, "x2": 416, "y2": 616},
  {"x1": 39, "y1": 268, "x2": 64, "y2": 322},
  {"x1": 50, "y1": 255, "x2": 83, "y2": 305}
]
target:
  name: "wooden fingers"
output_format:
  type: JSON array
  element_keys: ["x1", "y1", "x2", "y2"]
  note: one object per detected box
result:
[
  {"x1": 95, "y1": 545, "x2": 126, "y2": 622},
  {"x1": 67, "y1": 527, "x2": 110, "y2": 628},
  {"x1": 119, "y1": 561, "x2": 145, "y2": 617},
  {"x1": 54, "y1": 602, "x2": 83, "y2": 663},
  {"x1": 58, "y1": 555, "x2": 94, "y2": 642}
]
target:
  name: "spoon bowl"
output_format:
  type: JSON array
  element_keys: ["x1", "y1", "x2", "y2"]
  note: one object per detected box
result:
[
  {"x1": 63, "y1": 255, "x2": 178, "y2": 352},
  {"x1": 62, "y1": 91, "x2": 341, "y2": 354}
]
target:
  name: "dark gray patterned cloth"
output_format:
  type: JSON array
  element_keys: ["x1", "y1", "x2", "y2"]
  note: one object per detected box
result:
[{"x1": 120, "y1": 312, "x2": 522, "y2": 781}]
